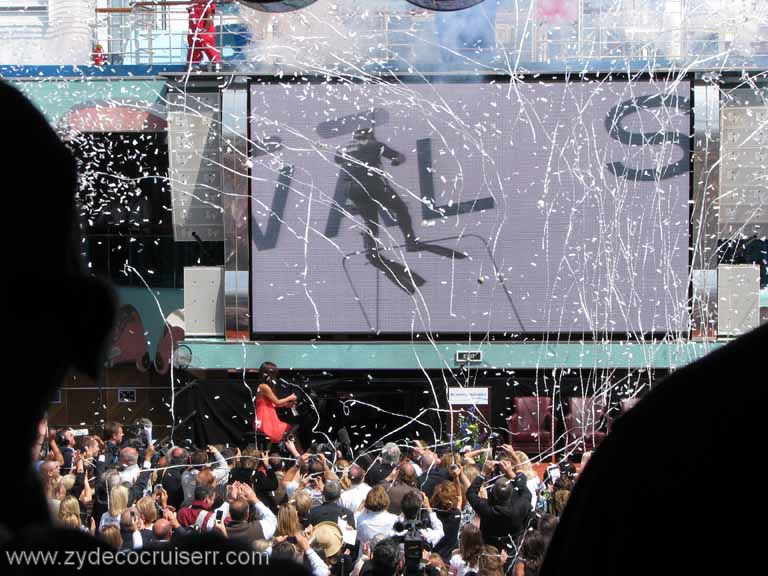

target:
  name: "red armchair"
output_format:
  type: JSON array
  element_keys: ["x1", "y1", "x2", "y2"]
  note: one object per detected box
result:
[
  {"x1": 506, "y1": 396, "x2": 555, "y2": 455},
  {"x1": 565, "y1": 397, "x2": 608, "y2": 453}
]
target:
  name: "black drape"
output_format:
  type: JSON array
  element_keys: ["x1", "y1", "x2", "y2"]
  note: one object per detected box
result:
[{"x1": 173, "y1": 379, "x2": 258, "y2": 447}]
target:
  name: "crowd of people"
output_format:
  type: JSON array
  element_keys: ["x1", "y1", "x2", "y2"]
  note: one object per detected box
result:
[{"x1": 35, "y1": 409, "x2": 585, "y2": 576}]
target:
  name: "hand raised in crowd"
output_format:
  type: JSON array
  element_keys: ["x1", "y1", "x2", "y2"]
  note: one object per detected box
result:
[
  {"x1": 483, "y1": 458, "x2": 497, "y2": 477},
  {"x1": 285, "y1": 439, "x2": 298, "y2": 457},
  {"x1": 421, "y1": 491, "x2": 432, "y2": 512},
  {"x1": 294, "y1": 527, "x2": 312, "y2": 552},
  {"x1": 74, "y1": 452, "x2": 85, "y2": 474},
  {"x1": 154, "y1": 486, "x2": 168, "y2": 508},
  {"x1": 163, "y1": 507, "x2": 181, "y2": 529},
  {"x1": 144, "y1": 444, "x2": 155, "y2": 462},
  {"x1": 37, "y1": 419, "x2": 47, "y2": 442},
  {"x1": 500, "y1": 444, "x2": 521, "y2": 464},
  {"x1": 498, "y1": 459, "x2": 515, "y2": 479},
  {"x1": 235, "y1": 481, "x2": 259, "y2": 504},
  {"x1": 212, "y1": 518, "x2": 227, "y2": 538}
]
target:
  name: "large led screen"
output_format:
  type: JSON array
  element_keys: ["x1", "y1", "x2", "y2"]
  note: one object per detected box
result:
[{"x1": 249, "y1": 78, "x2": 690, "y2": 335}]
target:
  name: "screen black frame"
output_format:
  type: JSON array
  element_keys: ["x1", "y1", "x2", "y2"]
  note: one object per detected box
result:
[{"x1": 247, "y1": 71, "x2": 696, "y2": 341}]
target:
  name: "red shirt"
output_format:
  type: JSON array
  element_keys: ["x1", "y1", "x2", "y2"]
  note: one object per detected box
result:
[
  {"x1": 177, "y1": 499, "x2": 213, "y2": 527},
  {"x1": 188, "y1": 1, "x2": 215, "y2": 34}
]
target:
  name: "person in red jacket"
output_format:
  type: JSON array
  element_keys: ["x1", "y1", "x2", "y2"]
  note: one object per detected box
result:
[
  {"x1": 187, "y1": 0, "x2": 221, "y2": 66},
  {"x1": 177, "y1": 484, "x2": 217, "y2": 531}
]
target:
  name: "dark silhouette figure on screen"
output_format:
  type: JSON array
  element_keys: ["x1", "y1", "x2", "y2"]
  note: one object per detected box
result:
[{"x1": 334, "y1": 127, "x2": 465, "y2": 294}]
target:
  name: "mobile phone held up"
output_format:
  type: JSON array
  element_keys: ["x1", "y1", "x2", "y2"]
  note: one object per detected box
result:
[{"x1": 215, "y1": 509, "x2": 224, "y2": 523}]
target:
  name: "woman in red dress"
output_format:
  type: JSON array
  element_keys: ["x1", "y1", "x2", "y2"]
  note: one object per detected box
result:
[{"x1": 255, "y1": 362, "x2": 297, "y2": 443}]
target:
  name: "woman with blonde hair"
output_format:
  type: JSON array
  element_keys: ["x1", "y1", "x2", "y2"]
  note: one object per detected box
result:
[
  {"x1": 99, "y1": 484, "x2": 128, "y2": 531},
  {"x1": 58, "y1": 495, "x2": 82, "y2": 526},
  {"x1": 60, "y1": 513, "x2": 81, "y2": 531},
  {"x1": 135, "y1": 496, "x2": 158, "y2": 531},
  {"x1": 276, "y1": 502, "x2": 301, "y2": 537},
  {"x1": 100, "y1": 525, "x2": 122, "y2": 550},
  {"x1": 46, "y1": 478, "x2": 67, "y2": 518},
  {"x1": 477, "y1": 544, "x2": 505, "y2": 576},
  {"x1": 514, "y1": 451, "x2": 541, "y2": 509},
  {"x1": 293, "y1": 490, "x2": 312, "y2": 529},
  {"x1": 428, "y1": 553, "x2": 449, "y2": 576}
]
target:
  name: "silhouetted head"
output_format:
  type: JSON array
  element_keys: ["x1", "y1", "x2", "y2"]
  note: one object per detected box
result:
[
  {"x1": 2, "y1": 80, "x2": 116, "y2": 531},
  {"x1": 354, "y1": 127, "x2": 375, "y2": 141}
]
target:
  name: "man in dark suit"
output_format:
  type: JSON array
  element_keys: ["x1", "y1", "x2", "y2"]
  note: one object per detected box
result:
[{"x1": 308, "y1": 480, "x2": 356, "y2": 528}]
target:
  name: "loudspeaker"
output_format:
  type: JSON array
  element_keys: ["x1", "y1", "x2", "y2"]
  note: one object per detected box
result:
[
  {"x1": 717, "y1": 264, "x2": 760, "y2": 336},
  {"x1": 184, "y1": 266, "x2": 225, "y2": 337},
  {"x1": 167, "y1": 91, "x2": 223, "y2": 242}
]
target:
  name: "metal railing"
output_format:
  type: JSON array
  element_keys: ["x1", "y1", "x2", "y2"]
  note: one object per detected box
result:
[
  {"x1": 86, "y1": 1, "x2": 768, "y2": 69},
  {"x1": 92, "y1": 1, "x2": 247, "y2": 66}
]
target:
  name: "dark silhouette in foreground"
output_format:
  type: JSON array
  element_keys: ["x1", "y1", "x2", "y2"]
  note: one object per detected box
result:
[
  {"x1": 540, "y1": 323, "x2": 766, "y2": 576},
  {"x1": 1, "y1": 80, "x2": 308, "y2": 574}
]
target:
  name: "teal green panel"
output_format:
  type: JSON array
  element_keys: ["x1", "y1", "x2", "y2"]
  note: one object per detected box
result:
[
  {"x1": 11, "y1": 79, "x2": 168, "y2": 127},
  {"x1": 116, "y1": 287, "x2": 183, "y2": 351},
  {"x1": 183, "y1": 340, "x2": 725, "y2": 371}
]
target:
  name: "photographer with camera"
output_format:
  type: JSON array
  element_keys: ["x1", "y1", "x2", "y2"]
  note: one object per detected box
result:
[
  {"x1": 395, "y1": 491, "x2": 444, "y2": 550},
  {"x1": 180, "y1": 445, "x2": 229, "y2": 506},
  {"x1": 466, "y1": 457, "x2": 531, "y2": 553}
]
